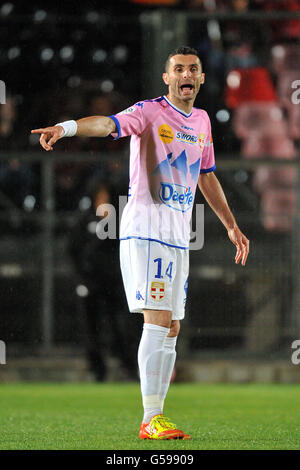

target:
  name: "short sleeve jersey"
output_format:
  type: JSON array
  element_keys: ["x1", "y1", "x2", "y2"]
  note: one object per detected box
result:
[{"x1": 110, "y1": 95, "x2": 216, "y2": 249}]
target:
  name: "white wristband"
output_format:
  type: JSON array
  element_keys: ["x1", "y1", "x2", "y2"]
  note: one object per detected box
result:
[{"x1": 55, "y1": 120, "x2": 77, "y2": 137}]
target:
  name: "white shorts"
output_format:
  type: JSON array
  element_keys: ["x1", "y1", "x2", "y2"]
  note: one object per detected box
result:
[{"x1": 120, "y1": 238, "x2": 189, "y2": 320}]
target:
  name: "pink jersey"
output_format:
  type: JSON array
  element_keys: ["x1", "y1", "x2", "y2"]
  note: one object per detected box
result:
[{"x1": 110, "y1": 95, "x2": 216, "y2": 249}]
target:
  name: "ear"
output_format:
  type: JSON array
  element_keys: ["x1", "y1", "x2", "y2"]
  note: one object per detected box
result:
[
  {"x1": 200, "y1": 73, "x2": 205, "y2": 84},
  {"x1": 162, "y1": 72, "x2": 169, "y2": 86}
]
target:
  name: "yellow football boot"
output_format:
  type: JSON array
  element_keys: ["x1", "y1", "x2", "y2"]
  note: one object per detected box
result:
[{"x1": 139, "y1": 414, "x2": 190, "y2": 440}]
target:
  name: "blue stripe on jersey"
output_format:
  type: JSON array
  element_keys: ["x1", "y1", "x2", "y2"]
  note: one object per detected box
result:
[
  {"x1": 163, "y1": 96, "x2": 193, "y2": 118},
  {"x1": 120, "y1": 236, "x2": 189, "y2": 250},
  {"x1": 109, "y1": 115, "x2": 121, "y2": 139},
  {"x1": 200, "y1": 164, "x2": 216, "y2": 174},
  {"x1": 143, "y1": 97, "x2": 164, "y2": 103},
  {"x1": 145, "y1": 240, "x2": 151, "y2": 304}
]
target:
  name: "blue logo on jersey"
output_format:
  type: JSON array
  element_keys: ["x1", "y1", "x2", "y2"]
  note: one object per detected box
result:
[
  {"x1": 136, "y1": 290, "x2": 144, "y2": 300},
  {"x1": 159, "y1": 183, "x2": 193, "y2": 212},
  {"x1": 184, "y1": 277, "x2": 189, "y2": 295},
  {"x1": 181, "y1": 125, "x2": 194, "y2": 131}
]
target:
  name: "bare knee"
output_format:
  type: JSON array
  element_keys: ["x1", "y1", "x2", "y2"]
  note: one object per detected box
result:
[
  {"x1": 142, "y1": 311, "x2": 180, "y2": 336},
  {"x1": 143, "y1": 309, "x2": 172, "y2": 329}
]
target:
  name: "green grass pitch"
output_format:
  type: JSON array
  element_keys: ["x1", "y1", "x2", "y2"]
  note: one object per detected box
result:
[{"x1": 0, "y1": 382, "x2": 300, "y2": 450}]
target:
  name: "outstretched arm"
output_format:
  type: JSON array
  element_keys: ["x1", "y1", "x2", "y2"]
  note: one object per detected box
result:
[
  {"x1": 198, "y1": 172, "x2": 249, "y2": 266},
  {"x1": 31, "y1": 116, "x2": 116, "y2": 151}
]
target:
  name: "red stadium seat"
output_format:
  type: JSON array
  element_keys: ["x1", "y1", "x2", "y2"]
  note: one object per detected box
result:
[
  {"x1": 233, "y1": 103, "x2": 296, "y2": 158},
  {"x1": 276, "y1": 70, "x2": 300, "y2": 140},
  {"x1": 225, "y1": 67, "x2": 296, "y2": 158},
  {"x1": 225, "y1": 67, "x2": 277, "y2": 109},
  {"x1": 252, "y1": 167, "x2": 297, "y2": 194},
  {"x1": 225, "y1": 66, "x2": 297, "y2": 233},
  {"x1": 260, "y1": 189, "x2": 296, "y2": 233}
]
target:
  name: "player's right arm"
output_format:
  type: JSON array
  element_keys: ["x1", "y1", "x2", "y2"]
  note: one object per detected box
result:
[{"x1": 31, "y1": 116, "x2": 116, "y2": 151}]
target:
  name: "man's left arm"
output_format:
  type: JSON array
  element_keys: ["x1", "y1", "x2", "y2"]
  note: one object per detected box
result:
[{"x1": 198, "y1": 172, "x2": 249, "y2": 266}]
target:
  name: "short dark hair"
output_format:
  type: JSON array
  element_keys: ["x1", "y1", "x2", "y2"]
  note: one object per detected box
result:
[{"x1": 165, "y1": 46, "x2": 201, "y2": 72}]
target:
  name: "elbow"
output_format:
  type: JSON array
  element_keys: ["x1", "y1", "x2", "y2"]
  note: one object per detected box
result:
[{"x1": 106, "y1": 117, "x2": 117, "y2": 137}]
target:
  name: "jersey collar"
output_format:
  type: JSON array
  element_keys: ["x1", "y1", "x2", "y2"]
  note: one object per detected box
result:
[{"x1": 163, "y1": 95, "x2": 193, "y2": 118}]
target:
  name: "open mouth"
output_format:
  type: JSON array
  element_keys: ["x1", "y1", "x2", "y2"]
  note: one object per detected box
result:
[{"x1": 180, "y1": 84, "x2": 194, "y2": 95}]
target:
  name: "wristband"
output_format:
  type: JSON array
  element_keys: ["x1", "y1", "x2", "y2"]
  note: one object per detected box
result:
[{"x1": 55, "y1": 120, "x2": 77, "y2": 137}]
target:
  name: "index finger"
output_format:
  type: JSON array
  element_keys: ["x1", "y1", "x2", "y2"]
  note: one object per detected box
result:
[{"x1": 31, "y1": 128, "x2": 49, "y2": 134}]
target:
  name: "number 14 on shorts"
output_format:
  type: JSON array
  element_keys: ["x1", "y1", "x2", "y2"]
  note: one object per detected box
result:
[{"x1": 154, "y1": 258, "x2": 173, "y2": 282}]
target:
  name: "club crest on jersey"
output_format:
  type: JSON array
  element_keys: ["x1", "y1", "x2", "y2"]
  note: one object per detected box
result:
[
  {"x1": 151, "y1": 282, "x2": 165, "y2": 301},
  {"x1": 199, "y1": 132, "x2": 206, "y2": 151},
  {"x1": 159, "y1": 182, "x2": 193, "y2": 212}
]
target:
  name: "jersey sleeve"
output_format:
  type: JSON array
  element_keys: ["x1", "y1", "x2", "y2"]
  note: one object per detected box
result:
[
  {"x1": 110, "y1": 102, "x2": 146, "y2": 139},
  {"x1": 200, "y1": 115, "x2": 216, "y2": 174}
]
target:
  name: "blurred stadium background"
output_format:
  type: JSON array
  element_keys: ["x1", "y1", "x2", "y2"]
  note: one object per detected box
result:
[{"x1": 0, "y1": 0, "x2": 300, "y2": 384}]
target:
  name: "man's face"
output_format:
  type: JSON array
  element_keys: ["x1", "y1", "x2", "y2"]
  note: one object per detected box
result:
[{"x1": 162, "y1": 54, "x2": 205, "y2": 103}]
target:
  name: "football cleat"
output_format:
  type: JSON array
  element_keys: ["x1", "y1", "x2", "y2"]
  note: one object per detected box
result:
[{"x1": 139, "y1": 414, "x2": 190, "y2": 440}]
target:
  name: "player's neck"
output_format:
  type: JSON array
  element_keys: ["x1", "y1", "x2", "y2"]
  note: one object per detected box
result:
[{"x1": 165, "y1": 94, "x2": 194, "y2": 115}]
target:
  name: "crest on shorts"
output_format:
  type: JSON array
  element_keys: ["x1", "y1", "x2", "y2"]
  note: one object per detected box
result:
[{"x1": 151, "y1": 281, "x2": 165, "y2": 301}]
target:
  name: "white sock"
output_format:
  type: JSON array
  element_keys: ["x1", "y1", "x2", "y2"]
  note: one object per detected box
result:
[
  {"x1": 159, "y1": 335, "x2": 177, "y2": 413},
  {"x1": 138, "y1": 323, "x2": 170, "y2": 423}
]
